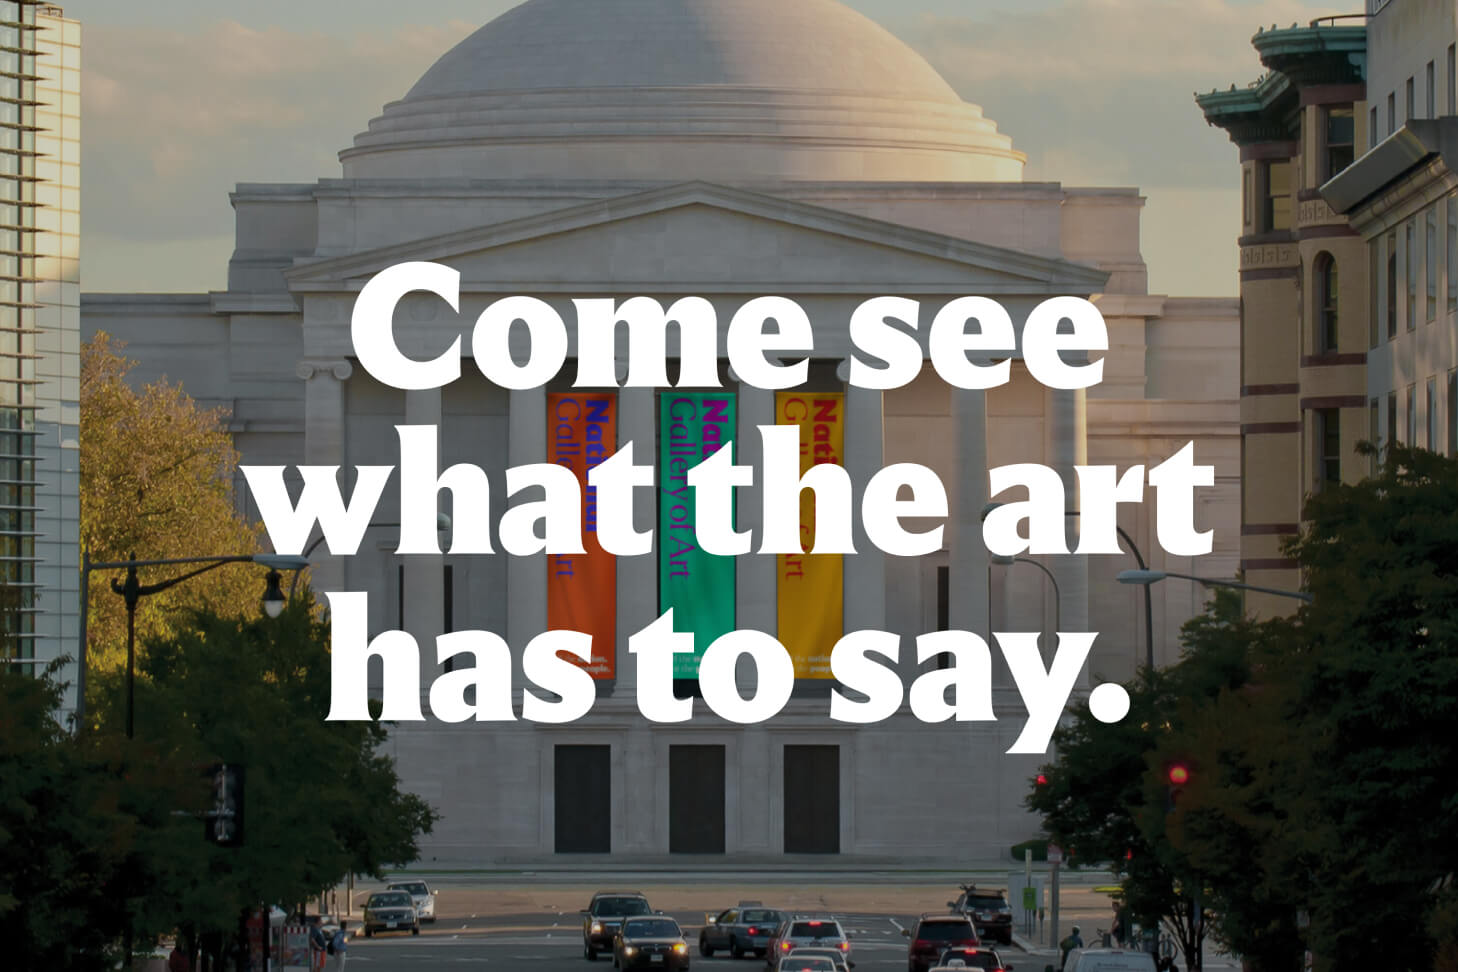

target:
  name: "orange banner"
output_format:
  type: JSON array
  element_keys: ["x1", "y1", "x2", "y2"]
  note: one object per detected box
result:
[
  {"x1": 775, "y1": 392, "x2": 844, "y2": 678},
  {"x1": 546, "y1": 392, "x2": 617, "y2": 679}
]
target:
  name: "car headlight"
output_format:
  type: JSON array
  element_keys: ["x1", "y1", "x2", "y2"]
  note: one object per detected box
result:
[
  {"x1": 673, "y1": 943, "x2": 688, "y2": 954},
  {"x1": 623, "y1": 946, "x2": 637, "y2": 956},
  {"x1": 592, "y1": 922, "x2": 603, "y2": 933}
]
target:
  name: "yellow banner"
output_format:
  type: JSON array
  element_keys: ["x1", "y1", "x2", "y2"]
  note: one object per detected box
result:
[{"x1": 775, "y1": 392, "x2": 844, "y2": 678}]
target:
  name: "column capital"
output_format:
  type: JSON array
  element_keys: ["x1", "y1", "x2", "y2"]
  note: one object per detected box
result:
[{"x1": 296, "y1": 359, "x2": 353, "y2": 382}]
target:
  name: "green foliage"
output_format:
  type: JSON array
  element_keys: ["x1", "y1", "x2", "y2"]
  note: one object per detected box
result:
[
  {"x1": 89, "y1": 591, "x2": 437, "y2": 949},
  {"x1": 1028, "y1": 444, "x2": 1458, "y2": 971},
  {"x1": 1273, "y1": 444, "x2": 1458, "y2": 969},
  {"x1": 0, "y1": 660, "x2": 160, "y2": 970},
  {"x1": 81, "y1": 333, "x2": 268, "y2": 712}
]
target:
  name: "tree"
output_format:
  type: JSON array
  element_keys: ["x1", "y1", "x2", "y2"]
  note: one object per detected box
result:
[
  {"x1": 96, "y1": 592, "x2": 437, "y2": 965},
  {"x1": 0, "y1": 658, "x2": 180, "y2": 971},
  {"x1": 80, "y1": 333, "x2": 265, "y2": 706},
  {"x1": 1029, "y1": 590, "x2": 1298, "y2": 971},
  {"x1": 1270, "y1": 443, "x2": 1458, "y2": 970}
]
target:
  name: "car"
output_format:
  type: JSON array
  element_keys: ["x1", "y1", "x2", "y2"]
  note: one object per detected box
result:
[
  {"x1": 785, "y1": 945, "x2": 852, "y2": 971},
  {"x1": 387, "y1": 879, "x2": 438, "y2": 922},
  {"x1": 767, "y1": 917, "x2": 852, "y2": 970},
  {"x1": 903, "y1": 914, "x2": 979, "y2": 972},
  {"x1": 361, "y1": 890, "x2": 419, "y2": 937},
  {"x1": 778, "y1": 957, "x2": 840, "y2": 972},
  {"x1": 612, "y1": 915, "x2": 691, "y2": 970},
  {"x1": 948, "y1": 885, "x2": 1013, "y2": 946},
  {"x1": 583, "y1": 891, "x2": 654, "y2": 960},
  {"x1": 700, "y1": 905, "x2": 787, "y2": 958},
  {"x1": 1061, "y1": 948, "x2": 1160, "y2": 972},
  {"x1": 936, "y1": 945, "x2": 1013, "y2": 970}
]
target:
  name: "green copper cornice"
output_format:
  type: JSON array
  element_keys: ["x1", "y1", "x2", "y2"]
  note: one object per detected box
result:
[{"x1": 1196, "y1": 22, "x2": 1366, "y2": 147}]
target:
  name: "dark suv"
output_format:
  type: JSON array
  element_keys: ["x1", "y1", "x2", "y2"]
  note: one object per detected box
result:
[
  {"x1": 949, "y1": 885, "x2": 1013, "y2": 945},
  {"x1": 903, "y1": 913, "x2": 979, "y2": 972},
  {"x1": 581, "y1": 890, "x2": 653, "y2": 960}
]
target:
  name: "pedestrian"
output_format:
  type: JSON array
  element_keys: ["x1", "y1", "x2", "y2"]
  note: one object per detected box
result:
[
  {"x1": 1112, "y1": 906, "x2": 1128, "y2": 947},
  {"x1": 167, "y1": 943, "x2": 191, "y2": 972},
  {"x1": 1059, "y1": 925, "x2": 1084, "y2": 970},
  {"x1": 308, "y1": 917, "x2": 329, "y2": 972},
  {"x1": 329, "y1": 920, "x2": 349, "y2": 970}
]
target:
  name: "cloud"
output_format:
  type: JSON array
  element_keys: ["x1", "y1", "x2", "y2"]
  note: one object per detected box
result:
[
  {"x1": 882, "y1": 0, "x2": 1316, "y2": 188},
  {"x1": 80, "y1": 17, "x2": 479, "y2": 289}
]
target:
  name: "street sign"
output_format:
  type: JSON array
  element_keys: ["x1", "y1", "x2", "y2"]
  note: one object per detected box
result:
[
  {"x1": 1022, "y1": 886, "x2": 1036, "y2": 911},
  {"x1": 1047, "y1": 843, "x2": 1063, "y2": 863}
]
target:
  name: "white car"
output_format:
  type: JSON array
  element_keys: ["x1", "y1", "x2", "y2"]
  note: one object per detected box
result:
[
  {"x1": 1064, "y1": 948, "x2": 1159, "y2": 972},
  {"x1": 386, "y1": 880, "x2": 437, "y2": 922}
]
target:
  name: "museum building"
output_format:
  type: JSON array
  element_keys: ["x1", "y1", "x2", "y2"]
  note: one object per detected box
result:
[{"x1": 82, "y1": 0, "x2": 1239, "y2": 863}]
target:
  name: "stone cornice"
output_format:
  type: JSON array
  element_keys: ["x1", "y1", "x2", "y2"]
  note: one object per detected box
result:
[{"x1": 284, "y1": 180, "x2": 1110, "y2": 294}]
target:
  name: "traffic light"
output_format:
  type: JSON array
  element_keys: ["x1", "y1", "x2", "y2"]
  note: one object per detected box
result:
[
  {"x1": 1165, "y1": 761, "x2": 1191, "y2": 813},
  {"x1": 205, "y1": 763, "x2": 245, "y2": 847}
]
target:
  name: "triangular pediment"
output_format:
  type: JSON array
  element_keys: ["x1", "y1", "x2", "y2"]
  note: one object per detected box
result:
[{"x1": 285, "y1": 182, "x2": 1109, "y2": 295}]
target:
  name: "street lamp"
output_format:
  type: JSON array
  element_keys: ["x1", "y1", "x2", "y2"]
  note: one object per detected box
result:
[
  {"x1": 289, "y1": 512, "x2": 452, "y2": 597},
  {"x1": 989, "y1": 553, "x2": 1062, "y2": 635},
  {"x1": 1116, "y1": 568, "x2": 1313, "y2": 604},
  {"x1": 76, "y1": 552, "x2": 309, "y2": 736},
  {"x1": 982, "y1": 502, "x2": 1155, "y2": 671}
]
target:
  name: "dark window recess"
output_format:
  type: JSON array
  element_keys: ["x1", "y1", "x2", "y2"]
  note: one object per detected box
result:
[
  {"x1": 1317, "y1": 409, "x2": 1341, "y2": 489},
  {"x1": 1448, "y1": 372, "x2": 1457, "y2": 456},
  {"x1": 783, "y1": 745, "x2": 840, "y2": 854},
  {"x1": 1387, "y1": 391, "x2": 1398, "y2": 455},
  {"x1": 1325, "y1": 106, "x2": 1354, "y2": 179},
  {"x1": 554, "y1": 745, "x2": 611, "y2": 853},
  {"x1": 1316, "y1": 253, "x2": 1339, "y2": 352},
  {"x1": 669, "y1": 745, "x2": 726, "y2": 854},
  {"x1": 1387, "y1": 233, "x2": 1398, "y2": 339}
]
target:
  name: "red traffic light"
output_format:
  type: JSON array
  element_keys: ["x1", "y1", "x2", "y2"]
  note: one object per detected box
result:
[{"x1": 1167, "y1": 764, "x2": 1190, "y2": 786}]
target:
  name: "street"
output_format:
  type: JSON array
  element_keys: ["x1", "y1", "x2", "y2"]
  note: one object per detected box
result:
[
  {"x1": 342, "y1": 908, "x2": 988, "y2": 970},
  {"x1": 321, "y1": 878, "x2": 1242, "y2": 971}
]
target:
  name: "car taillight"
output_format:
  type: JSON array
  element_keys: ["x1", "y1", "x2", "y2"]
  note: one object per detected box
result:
[
  {"x1": 748, "y1": 928, "x2": 758, "y2": 935},
  {"x1": 781, "y1": 941, "x2": 792, "y2": 952},
  {"x1": 839, "y1": 941, "x2": 850, "y2": 951}
]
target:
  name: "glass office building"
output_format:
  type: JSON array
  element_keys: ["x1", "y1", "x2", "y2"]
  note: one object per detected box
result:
[{"x1": 1, "y1": 1, "x2": 80, "y2": 716}]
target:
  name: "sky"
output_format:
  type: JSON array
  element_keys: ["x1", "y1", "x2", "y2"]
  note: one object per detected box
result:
[{"x1": 69, "y1": 0, "x2": 1339, "y2": 296}]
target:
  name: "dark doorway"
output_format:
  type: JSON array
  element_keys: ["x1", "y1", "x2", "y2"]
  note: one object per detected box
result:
[
  {"x1": 669, "y1": 745, "x2": 726, "y2": 853},
  {"x1": 554, "y1": 744, "x2": 611, "y2": 853},
  {"x1": 783, "y1": 745, "x2": 840, "y2": 853}
]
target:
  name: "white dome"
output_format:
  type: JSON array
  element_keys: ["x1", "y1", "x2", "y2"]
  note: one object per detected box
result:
[{"x1": 341, "y1": 0, "x2": 1024, "y2": 182}]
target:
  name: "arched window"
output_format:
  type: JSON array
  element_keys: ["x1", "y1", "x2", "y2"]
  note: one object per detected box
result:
[{"x1": 1316, "y1": 252, "x2": 1339, "y2": 352}]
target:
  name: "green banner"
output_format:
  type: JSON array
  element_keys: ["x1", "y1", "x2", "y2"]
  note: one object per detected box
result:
[{"x1": 658, "y1": 392, "x2": 737, "y2": 677}]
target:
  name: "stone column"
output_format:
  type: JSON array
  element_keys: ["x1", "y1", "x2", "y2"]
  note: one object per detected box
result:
[
  {"x1": 507, "y1": 385, "x2": 547, "y2": 693},
  {"x1": 837, "y1": 359, "x2": 886, "y2": 634},
  {"x1": 1047, "y1": 385, "x2": 1090, "y2": 688},
  {"x1": 297, "y1": 359, "x2": 352, "y2": 603},
  {"x1": 949, "y1": 387, "x2": 990, "y2": 638},
  {"x1": 616, "y1": 373, "x2": 656, "y2": 694},
  {"x1": 404, "y1": 388, "x2": 445, "y2": 700},
  {"x1": 732, "y1": 369, "x2": 775, "y2": 697}
]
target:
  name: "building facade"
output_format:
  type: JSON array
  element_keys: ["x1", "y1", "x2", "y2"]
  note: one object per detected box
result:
[
  {"x1": 1197, "y1": 18, "x2": 1369, "y2": 618},
  {"x1": 84, "y1": 0, "x2": 1238, "y2": 863},
  {"x1": 1325, "y1": 1, "x2": 1458, "y2": 468},
  {"x1": 2, "y1": 1, "x2": 80, "y2": 715}
]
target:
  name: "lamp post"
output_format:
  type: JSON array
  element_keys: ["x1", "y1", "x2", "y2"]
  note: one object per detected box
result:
[
  {"x1": 989, "y1": 554, "x2": 1062, "y2": 635},
  {"x1": 77, "y1": 552, "x2": 309, "y2": 737},
  {"x1": 1116, "y1": 568, "x2": 1313, "y2": 604},
  {"x1": 982, "y1": 503, "x2": 1155, "y2": 671}
]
